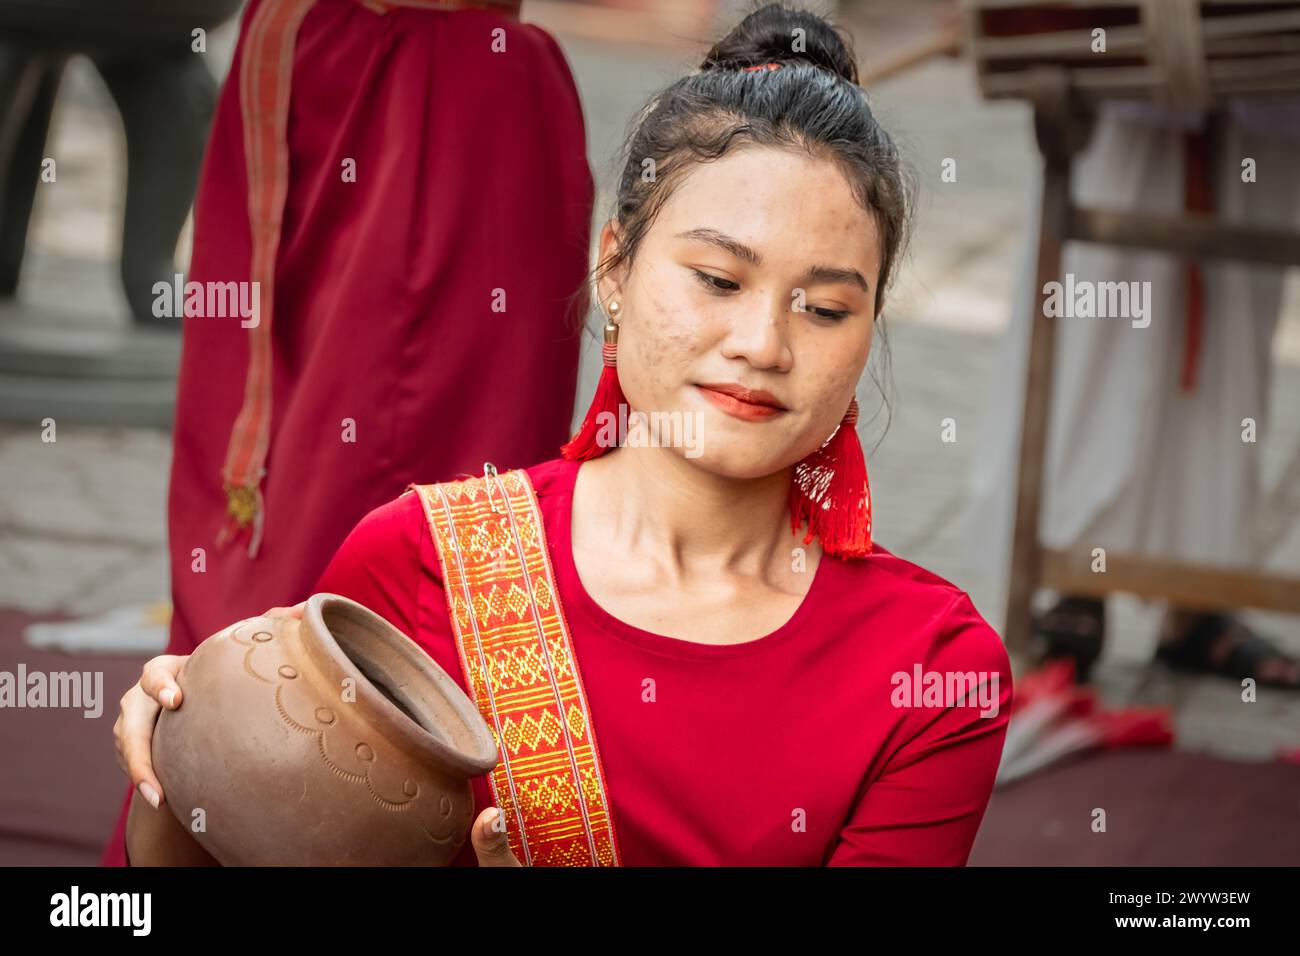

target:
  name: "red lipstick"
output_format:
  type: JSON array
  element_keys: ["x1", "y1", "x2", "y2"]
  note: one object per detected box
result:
[{"x1": 695, "y1": 382, "x2": 787, "y2": 422}]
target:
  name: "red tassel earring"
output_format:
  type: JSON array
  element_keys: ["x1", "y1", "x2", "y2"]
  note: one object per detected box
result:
[
  {"x1": 561, "y1": 300, "x2": 628, "y2": 461},
  {"x1": 788, "y1": 397, "x2": 873, "y2": 559}
]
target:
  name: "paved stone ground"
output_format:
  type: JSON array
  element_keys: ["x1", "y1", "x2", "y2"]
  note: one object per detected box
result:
[{"x1": 2, "y1": 4, "x2": 1299, "y2": 764}]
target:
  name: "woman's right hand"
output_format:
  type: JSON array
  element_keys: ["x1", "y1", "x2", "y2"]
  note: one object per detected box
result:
[
  {"x1": 113, "y1": 653, "x2": 187, "y2": 810},
  {"x1": 113, "y1": 603, "x2": 305, "y2": 809}
]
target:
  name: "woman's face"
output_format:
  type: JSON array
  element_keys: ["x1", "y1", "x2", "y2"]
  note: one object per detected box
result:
[{"x1": 598, "y1": 146, "x2": 882, "y2": 479}]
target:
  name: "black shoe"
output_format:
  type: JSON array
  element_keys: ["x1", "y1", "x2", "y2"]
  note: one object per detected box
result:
[{"x1": 1032, "y1": 596, "x2": 1105, "y2": 684}]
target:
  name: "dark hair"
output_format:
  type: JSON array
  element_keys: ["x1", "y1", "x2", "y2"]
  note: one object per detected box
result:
[{"x1": 581, "y1": 1, "x2": 914, "y2": 443}]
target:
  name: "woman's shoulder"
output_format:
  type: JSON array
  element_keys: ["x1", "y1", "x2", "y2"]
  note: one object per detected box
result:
[
  {"x1": 837, "y1": 543, "x2": 1011, "y2": 675},
  {"x1": 336, "y1": 457, "x2": 573, "y2": 553},
  {"x1": 348, "y1": 486, "x2": 428, "y2": 548},
  {"x1": 311, "y1": 488, "x2": 431, "y2": 636},
  {"x1": 320, "y1": 457, "x2": 574, "y2": 611},
  {"x1": 403, "y1": 457, "x2": 576, "y2": 499},
  {"x1": 315, "y1": 488, "x2": 428, "y2": 588},
  {"x1": 850, "y1": 540, "x2": 965, "y2": 594},
  {"x1": 840, "y1": 546, "x2": 1014, "y2": 732},
  {"x1": 522, "y1": 455, "x2": 579, "y2": 498}
]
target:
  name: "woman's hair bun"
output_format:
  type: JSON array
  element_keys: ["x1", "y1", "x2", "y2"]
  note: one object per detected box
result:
[{"x1": 701, "y1": 3, "x2": 858, "y2": 85}]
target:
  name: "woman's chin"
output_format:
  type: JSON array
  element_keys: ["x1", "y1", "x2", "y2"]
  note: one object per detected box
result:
[{"x1": 677, "y1": 438, "x2": 793, "y2": 481}]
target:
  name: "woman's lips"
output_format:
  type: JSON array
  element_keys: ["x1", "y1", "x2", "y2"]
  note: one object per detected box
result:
[{"x1": 695, "y1": 384, "x2": 787, "y2": 421}]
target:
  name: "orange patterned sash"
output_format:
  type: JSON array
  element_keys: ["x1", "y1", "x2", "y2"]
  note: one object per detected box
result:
[{"x1": 410, "y1": 467, "x2": 621, "y2": 866}]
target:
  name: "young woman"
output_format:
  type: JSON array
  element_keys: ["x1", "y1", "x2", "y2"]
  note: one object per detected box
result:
[{"x1": 110, "y1": 3, "x2": 1013, "y2": 867}]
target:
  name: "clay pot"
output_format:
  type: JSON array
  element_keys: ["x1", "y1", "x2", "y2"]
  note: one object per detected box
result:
[{"x1": 152, "y1": 593, "x2": 498, "y2": 865}]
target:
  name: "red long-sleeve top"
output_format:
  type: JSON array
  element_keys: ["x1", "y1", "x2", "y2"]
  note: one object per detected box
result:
[{"x1": 311, "y1": 456, "x2": 1013, "y2": 866}]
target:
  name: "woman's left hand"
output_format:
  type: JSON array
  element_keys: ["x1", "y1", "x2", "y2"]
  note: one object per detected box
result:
[{"x1": 471, "y1": 807, "x2": 522, "y2": 867}]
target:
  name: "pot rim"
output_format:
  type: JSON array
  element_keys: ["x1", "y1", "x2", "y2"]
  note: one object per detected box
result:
[{"x1": 301, "y1": 593, "x2": 499, "y2": 778}]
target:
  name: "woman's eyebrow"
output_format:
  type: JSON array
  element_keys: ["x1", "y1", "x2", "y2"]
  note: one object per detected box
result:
[
  {"x1": 803, "y1": 264, "x2": 870, "y2": 293},
  {"x1": 675, "y1": 227, "x2": 760, "y2": 264},
  {"x1": 676, "y1": 227, "x2": 869, "y2": 292}
]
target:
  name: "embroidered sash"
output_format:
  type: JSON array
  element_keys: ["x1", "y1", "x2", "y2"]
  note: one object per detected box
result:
[{"x1": 410, "y1": 468, "x2": 621, "y2": 866}]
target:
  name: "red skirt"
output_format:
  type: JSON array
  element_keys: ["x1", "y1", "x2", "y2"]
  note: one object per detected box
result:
[{"x1": 101, "y1": 0, "x2": 592, "y2": 865}]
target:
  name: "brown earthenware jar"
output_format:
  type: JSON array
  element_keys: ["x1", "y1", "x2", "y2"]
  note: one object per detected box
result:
[{"x1": 152, "y1": 593, "x2": 498, "y2": 865}]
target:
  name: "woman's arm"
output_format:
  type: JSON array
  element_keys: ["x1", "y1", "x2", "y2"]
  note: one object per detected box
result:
[
  {"x1": 125, "y1": 784, "x2": 220, "y2": 866},
  {"x1": 827, "y1": 594, "x2": 1014, "y2": 866}
]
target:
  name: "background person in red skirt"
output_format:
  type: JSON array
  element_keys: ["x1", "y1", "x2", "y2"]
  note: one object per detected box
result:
[{"x1": 100, "y1": 0, "x2": 593, "y2": 865}]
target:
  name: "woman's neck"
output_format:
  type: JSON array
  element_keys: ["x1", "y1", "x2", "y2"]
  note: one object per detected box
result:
[{"x1": 573, "y1": 445, "x2": 815, "y2": 586}]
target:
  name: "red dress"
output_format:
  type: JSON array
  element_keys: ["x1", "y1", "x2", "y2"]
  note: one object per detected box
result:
[
  {"x1": 100, "y1": 0, "x2": 592, "y2": 865},
  {"x1": 165, "y1": 0, "x2": 592, "y2": 653},
  {"x1": 123, "y1": 457, "x2": 1011, "y2": 866}
]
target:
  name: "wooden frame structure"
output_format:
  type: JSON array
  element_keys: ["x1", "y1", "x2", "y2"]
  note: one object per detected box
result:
[{"x1": 1001, "y1": 67, "x2": 1300, "y2": 656}]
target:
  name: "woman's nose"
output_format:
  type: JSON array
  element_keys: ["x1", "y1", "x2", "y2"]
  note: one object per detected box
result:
[{"x1": 719, "y1": 292, "x2": 793, "y2": 370}]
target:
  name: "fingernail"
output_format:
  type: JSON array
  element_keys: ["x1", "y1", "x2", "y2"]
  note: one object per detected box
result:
[
  {"x1": 138, "y1": 782, "x2": 161, "y2": 809},
  {"x1": 160, "y1": 688, "x2": 175, "y2": 707}
]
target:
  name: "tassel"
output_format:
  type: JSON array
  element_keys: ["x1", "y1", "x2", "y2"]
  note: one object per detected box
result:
[
  {"x1": 217, "y1": 481, "x2": 266, "y2": 558},
  {"x1": 788, "y1": 398, "x2": 873, "y2": 558},
  {"x1": 561, "y1": 318, "x2": 626, "y2": 461}
]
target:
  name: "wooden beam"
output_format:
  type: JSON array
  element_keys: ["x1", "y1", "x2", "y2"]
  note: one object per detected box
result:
[
  {"x1": 1004, "y1": 78, "x2": 1078, "y2": 656},
  {"x1": 1041, "y1": 548, "x2": 1300, "y2": 615},
  {"x1": 1069, "y1": 208, "x2": 1300, "y2": 266}
]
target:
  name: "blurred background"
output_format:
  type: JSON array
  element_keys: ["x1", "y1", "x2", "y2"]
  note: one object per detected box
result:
[{"x1": 2, "y1": 0, "x2": 1299, "y2": 866}]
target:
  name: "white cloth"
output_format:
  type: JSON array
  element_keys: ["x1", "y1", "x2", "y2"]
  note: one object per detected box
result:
[{"x1": 970, "y1": 101, "x2": 1300, "y2": 612}]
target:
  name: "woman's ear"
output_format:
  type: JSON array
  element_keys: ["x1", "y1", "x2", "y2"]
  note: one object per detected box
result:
[{"x1": 595, "y1": 220, "x2": 627, "y2": 308}]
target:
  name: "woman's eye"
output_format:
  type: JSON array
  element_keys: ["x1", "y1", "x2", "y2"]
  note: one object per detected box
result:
[
  {"x1": 690, "y1": 268, "x2": 848, "y2": 319},
  {"x1": 691, "y1": 269, "x2": 739, "y2": 292}
]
